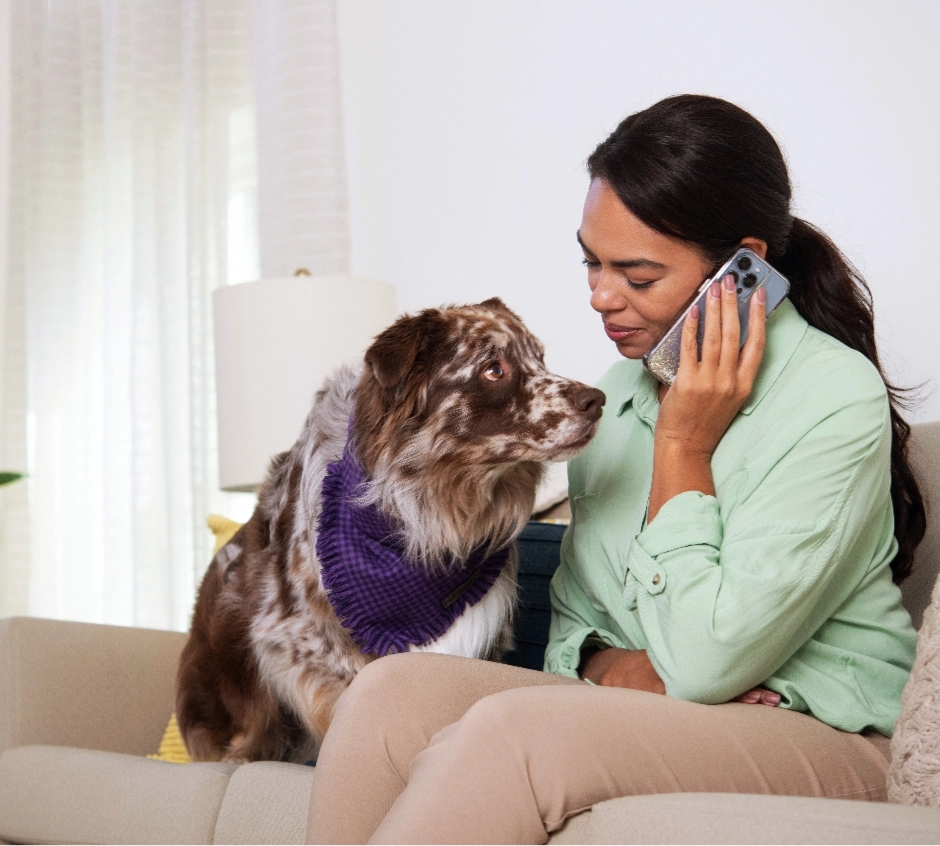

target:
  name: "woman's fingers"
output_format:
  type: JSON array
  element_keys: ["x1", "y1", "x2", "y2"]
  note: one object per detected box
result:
[
  {"x1": 738, "y1": 286, "x2": 767, "y2": 387},
  {"x1": 700, "y1": 280, "x2": 723, "y2": 368},
  {"x1": 735, "y1": 686, "x2": 781, "y2": 706},
  {"x1": 675, "y1": 271, "x2": 767, "y2": 398},
  {"x1": 678, "y1": 300, "x2": 701, "y2": 379},
  {"x1": 719, "y1": 274, "x2": 741, "y2": 371}
]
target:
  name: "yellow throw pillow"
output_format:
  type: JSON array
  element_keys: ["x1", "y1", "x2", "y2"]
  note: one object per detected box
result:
[
  {"x1": 207, "y1": 513, "x2": 244, "y2": 554},
  {"x1": 147, "y1": 714, "x2": 193, "y2": 764}
]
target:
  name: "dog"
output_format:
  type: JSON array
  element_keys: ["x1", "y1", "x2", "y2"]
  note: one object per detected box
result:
[{"x1": 176, "y1": 298, "x2": 605, "y2": 763}]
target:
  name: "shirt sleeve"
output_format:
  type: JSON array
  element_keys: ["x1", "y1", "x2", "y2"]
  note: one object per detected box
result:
[
  {"x1": 632, "y1": 387, "x2": 895, "y2": 704},
  {"x1": 543, "y1": 493, "x2": 628, "y2": 677}
]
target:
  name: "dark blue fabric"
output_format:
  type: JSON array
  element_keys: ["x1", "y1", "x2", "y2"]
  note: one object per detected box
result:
[{"x1": 501, "y1": 522, "x2": 566, "y2": 672}]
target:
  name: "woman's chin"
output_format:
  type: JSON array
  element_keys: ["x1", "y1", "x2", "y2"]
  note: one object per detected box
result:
[{"x1": 615, "y1": 338, "x2": 649, "y2": 359}]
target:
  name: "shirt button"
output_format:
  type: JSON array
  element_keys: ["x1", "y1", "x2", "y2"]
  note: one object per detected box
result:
[{"x1": 652, "y1": 573, "x2": 661, "y2": 586}]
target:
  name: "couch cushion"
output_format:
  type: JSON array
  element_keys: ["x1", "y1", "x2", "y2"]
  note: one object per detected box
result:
[
  {"x1": 0, "y1": 745, "x2": 236, "y2": 844},
  {"x1": 548, "y1": 792, "x2": 940, "y2": 844},
  {"x1": 0, "y1": 616, "x2": 187, "y2": 757},
  {"x1": 213, "y1": 762, "x2": 315, "y2": 845},
  {"x1": 901, "y1": 421, "x2": 940, "y2": 630}
]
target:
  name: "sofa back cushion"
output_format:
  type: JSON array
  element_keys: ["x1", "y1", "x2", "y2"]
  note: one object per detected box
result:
[
  {"x1": 501, "y1": 522, "x2": 566, "y2": 671},
  {"x1": 900, "y1": 421, "x2": 940, "y2": 630}
]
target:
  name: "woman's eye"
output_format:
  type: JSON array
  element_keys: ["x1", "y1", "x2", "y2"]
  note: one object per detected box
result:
[
  {"x1": 581, "y1": 258, "x2": 601, "y2": 269},
  {"x1": 626, "y1": 279, "x2": 656, "y2": 290},
  {"x1": 483, "y1": 363, "x2": 505, "y2": 381}
]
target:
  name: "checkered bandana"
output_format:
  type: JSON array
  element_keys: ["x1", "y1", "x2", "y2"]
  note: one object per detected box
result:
[{"x1": 315, "y1": 431, "x2": 511, "y2": 656}]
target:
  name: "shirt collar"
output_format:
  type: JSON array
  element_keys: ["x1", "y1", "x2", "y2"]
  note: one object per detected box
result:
[
  {"x1": 614, "y1": 298, "x2": 807, "y2": 419},
  {"x1": 740, "y1": 298, "x2": 806, "y2": 414}
]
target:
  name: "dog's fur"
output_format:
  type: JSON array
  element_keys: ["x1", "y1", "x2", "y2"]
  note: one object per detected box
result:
[{"x1": 176, "y1": 298, "x2": 604, "y2": 763}]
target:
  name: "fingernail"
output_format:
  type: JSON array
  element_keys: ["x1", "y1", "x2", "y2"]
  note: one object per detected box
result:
[
  {"x1": 757, "y1": 287, "x2": 767, "y2": 304},
  {"x1": 767, "y1": 693, "x2": 781, "y2": 704},
  {"x1": 723, "y1": 274, "x2": 735, "y2": 292},
  {"x1": 710, "y1": 282, "x2": 721, "y2": 299},
  {"x1": 690, "y1": 304, "x2": 699, "y2": 319}
]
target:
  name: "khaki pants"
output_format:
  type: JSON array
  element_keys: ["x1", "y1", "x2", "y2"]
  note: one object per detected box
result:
[{"x1": 306, "y1": 653, "x2": 890, "y2": 845}]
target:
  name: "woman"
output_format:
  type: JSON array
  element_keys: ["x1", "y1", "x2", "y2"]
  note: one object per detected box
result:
[{"x1": 306, "y1": 95, "x2": 925, "y2": 844}]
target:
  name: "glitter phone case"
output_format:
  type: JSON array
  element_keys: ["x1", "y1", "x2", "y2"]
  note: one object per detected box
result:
[{"x1": 642, "y1": 248, "x2": 790, "y2": 386}]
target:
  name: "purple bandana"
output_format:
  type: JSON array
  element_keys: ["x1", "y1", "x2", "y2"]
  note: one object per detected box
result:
[{"x1": 315, "y1": 434, "x2": 511, "y2": 656}]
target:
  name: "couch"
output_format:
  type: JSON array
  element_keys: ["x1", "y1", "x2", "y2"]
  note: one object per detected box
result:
[{"x1": 0, "y1": 420, "x2": 938, "y2": 845}]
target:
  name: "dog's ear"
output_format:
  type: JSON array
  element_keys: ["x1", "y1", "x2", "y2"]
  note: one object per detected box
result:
[
  {"x1": 478, "y1": 296, "x2": 509, "y2": 312},
  {"x1": 365, "y1": 310, "x2": 440, "y2": 390},
  {"x1": 478, "y1": 297, "x2": 522, "y2": 322}
]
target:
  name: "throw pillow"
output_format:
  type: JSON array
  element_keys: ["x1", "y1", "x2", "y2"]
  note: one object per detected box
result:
[
  {"x1": 147, "y1": 714, "x2": 193, "y2": 764},
  {"x1": 889, "y1": 572, "x2": 940, "y2": 804},
  {"x1": 207, "y1": 513, "x2": 243, "y2": 554}
]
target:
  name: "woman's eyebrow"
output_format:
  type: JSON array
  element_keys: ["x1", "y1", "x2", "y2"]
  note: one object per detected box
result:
[{"x1": 576, "y1": 231, "x2": 666, "y2": 270}]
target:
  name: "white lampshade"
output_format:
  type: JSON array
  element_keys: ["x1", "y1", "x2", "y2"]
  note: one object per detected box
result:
[{"x1": 213, "y1": 275, "x2": 397, "y2": 491}]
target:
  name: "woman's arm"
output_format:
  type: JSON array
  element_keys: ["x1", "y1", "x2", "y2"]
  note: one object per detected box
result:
[
  {"x1": 579, "y1": 646, "x2": 664, "y2": 693},
  {"x1": 648, "y1": 275, "x2": 765, "y2": 523},
  {"x1": 544, "y1": 524, "x2": 630, "y2": 678},
  {"x1": 591, "y1": 278, "x2": 898, "y2": 708},
  {"x1": 547, "y1": 279, "x2": 767, "y2": 690},
  {"x1": 633, "y1": 384, "x2": 894, "y2": 704},
  {"x1": 571, "y1": 277, "x2": 767, "y2": 699}
]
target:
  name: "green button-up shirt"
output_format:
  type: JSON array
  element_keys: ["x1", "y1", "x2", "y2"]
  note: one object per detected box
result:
[{"x1": 545, "y1": 299, "x2": 916, "y2": 736}]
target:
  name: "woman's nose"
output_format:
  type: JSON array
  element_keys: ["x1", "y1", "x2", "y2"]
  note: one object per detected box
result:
[{"x1": 589, "y1": 272, "x2": 627, "y2": 314}]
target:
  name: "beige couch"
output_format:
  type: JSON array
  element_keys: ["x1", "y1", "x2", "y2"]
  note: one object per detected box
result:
[{"x1": 1, "y1": 421, "x2": 938, "y2": 845}]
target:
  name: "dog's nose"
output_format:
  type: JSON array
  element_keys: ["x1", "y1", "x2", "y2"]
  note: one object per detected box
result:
[{"x1": 572, "y1": 387, "x2": 606, "y2": 421}]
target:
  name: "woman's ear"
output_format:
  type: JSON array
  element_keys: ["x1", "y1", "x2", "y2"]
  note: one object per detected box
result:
[{"x1": 739, "y1": 237, "x2": 768, "y2": 259}]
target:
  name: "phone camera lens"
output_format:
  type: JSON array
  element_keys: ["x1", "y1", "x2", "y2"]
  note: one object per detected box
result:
[
  {"x1": 742, "y1": 273, "x2": 758, "y2": 288},
  {"x1": 737, "y1": 256, "x2": 752, "y2": 271}
]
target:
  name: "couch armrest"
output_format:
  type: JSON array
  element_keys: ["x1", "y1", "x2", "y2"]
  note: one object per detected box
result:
[{"x1": 0, "y1": 616, "x2": 187, "y2": 756}]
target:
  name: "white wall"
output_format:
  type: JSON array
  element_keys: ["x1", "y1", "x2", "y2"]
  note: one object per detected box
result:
[{"x1": 336, "y1": 0, "x2": 940, "y2": 423}]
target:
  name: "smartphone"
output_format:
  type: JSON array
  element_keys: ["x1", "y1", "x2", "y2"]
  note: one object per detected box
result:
[{"x1": 642, "y1": 247, "x2": 790, "y2": 386}]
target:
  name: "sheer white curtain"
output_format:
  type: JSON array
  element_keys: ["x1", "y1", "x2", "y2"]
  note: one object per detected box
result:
[
  {"x1": 0, "y1": 0, "x2": 256, "y2": 630},
  {"x1": 0, "y1": 0, "x2": 348, "y2": 630}
]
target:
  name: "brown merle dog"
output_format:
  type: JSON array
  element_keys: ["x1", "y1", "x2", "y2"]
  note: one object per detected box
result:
[{"x1": 176, "y1": 298, "x2": 604, "y2": 763}]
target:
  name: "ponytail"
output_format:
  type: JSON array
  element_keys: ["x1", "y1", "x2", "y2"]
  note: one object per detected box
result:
[{"x1": 776, "y1": 219, "x2": 925, "y2": 584}]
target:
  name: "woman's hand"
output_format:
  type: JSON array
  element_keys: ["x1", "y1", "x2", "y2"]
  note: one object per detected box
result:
[
  {"x1": 648, "y1": 276, "x2": 766, "y2": 522},
  {"x1": 580, "y1": 647, "x2": 666, "y2": 694},
  {"x1": 579, "y1": 646, "x2": 779, "y2": 705}
]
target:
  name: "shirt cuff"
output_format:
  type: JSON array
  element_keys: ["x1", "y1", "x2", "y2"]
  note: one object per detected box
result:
[
  {"x1": 628, "y1": 491, "x2": 723, "y2": 594},
  {"x1": 552, "y1": 627, "x2": 625, "y2": 678}
]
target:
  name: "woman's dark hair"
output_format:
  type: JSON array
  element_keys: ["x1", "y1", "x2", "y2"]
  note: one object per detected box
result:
[{"x1": 587, "y1": 94, "x2": 925, "y2": 584}]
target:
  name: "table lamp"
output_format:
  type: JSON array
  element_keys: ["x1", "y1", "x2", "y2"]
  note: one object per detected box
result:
[{"x1": 213, "y1": 273, "x2": 397, "y2": 491}]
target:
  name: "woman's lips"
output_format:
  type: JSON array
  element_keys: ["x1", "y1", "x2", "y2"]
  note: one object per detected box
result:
[{"x1": 604, "y1": 323, "x2": 642, "y2": 343}]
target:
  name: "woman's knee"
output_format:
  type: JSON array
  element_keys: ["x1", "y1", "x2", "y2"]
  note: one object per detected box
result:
[
  {"x1": 433, "y1": 686, "x2": 535, "y2": 757},
  {"x1": 333, "y1": 653, "x2": 430, "y2": 723}
]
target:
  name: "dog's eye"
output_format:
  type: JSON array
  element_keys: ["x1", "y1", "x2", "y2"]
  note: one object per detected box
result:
[{"x1": 483, "y1": 363, "x2": 505, "y2": 381}]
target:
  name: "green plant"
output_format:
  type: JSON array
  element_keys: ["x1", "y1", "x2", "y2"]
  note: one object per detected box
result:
[{"x1": 0, "y1": 472, "x2": 25, "y2": 487}]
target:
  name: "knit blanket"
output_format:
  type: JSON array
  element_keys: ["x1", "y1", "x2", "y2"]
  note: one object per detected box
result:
[
  {"x1": 315, "y1": 434, "x2": 511, "y2": 656},
  {"x1": 889, "y1": 572, "x2": 940, "y2": 804}
]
